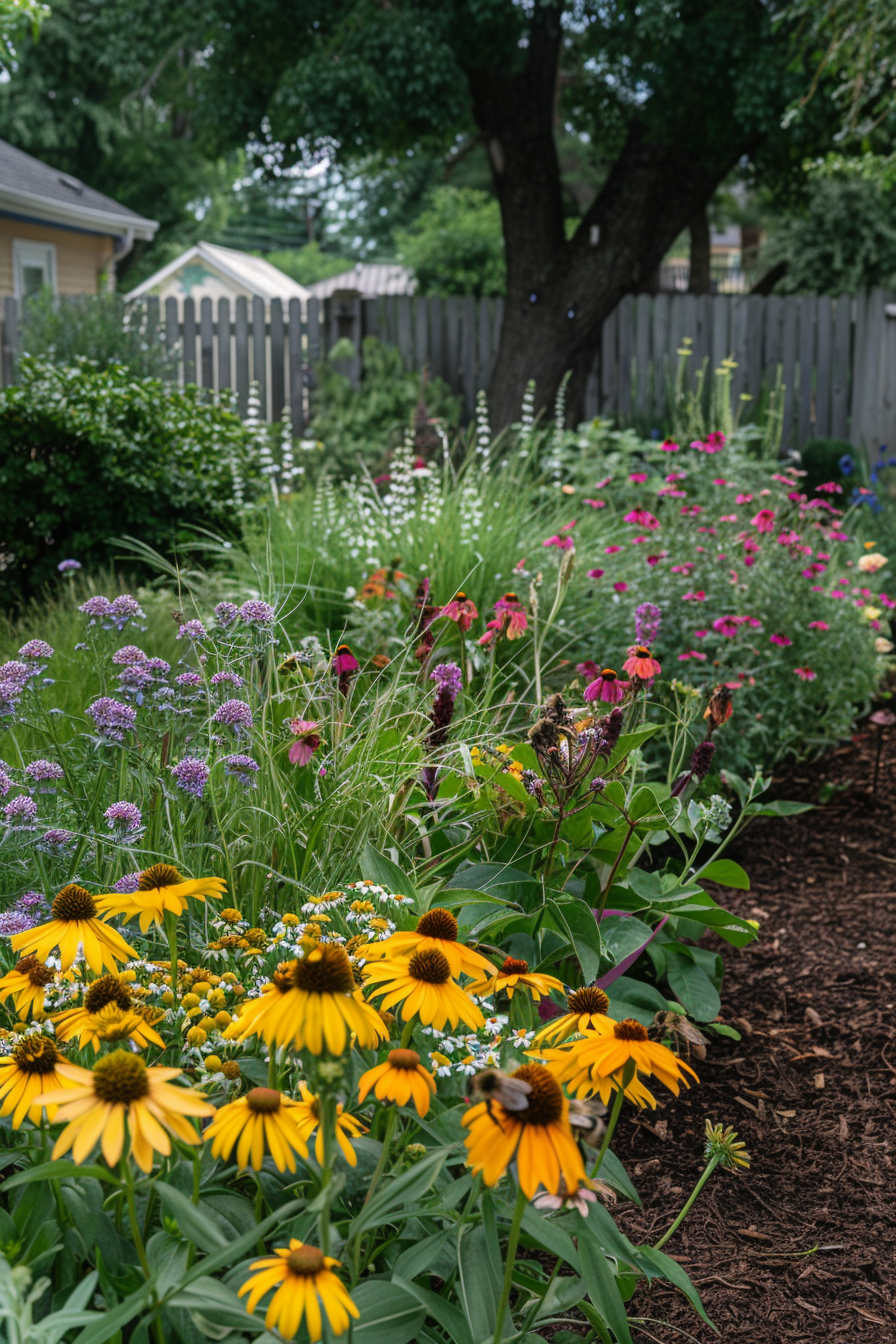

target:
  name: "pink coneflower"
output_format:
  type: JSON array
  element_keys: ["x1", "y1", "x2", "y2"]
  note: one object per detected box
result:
[
  {"x1": 623, "y1": 508, "x2": 660, "y2": 530},
  {"x1": 816, "y1": 482, "x2": 843, "y2": 494},
  {"x1": 478, "y1": 592, "x2": 528, "y2": 647},
  {"x1": 587, "y1": 568, "x2": 604, "y2": 579},
  {"x1": 623, "y1": 645, "x2": 662, "y2": 679},
  {"x1": 658, "y1": 439, "x2": 680, "y2": 452},
  {"x1": 576, "y1": 660, "x2": 600, "y2": 680},
  {"x1": 712, "y1": 616, "x2": 741, "y2": 638},
  {"x1": 439, "y1": 591, "x2": 479, "y2": 631},
  {"x1": 583, "y1": 498, "x2": 607, "y2": 508},
  {"x1": 542, "y1": 535, "x2": 575, "y2": 550},
  {"x1": 561, "y1": 519, "x2": 577, "y2": 532},
  {"x1": 794, "y1": 667, "x2": 817, "y2": 681},
  {"x1": 681, "y1": 591, "x2": 707, "y2": 601},
  {"x1": 677, "y1": 650, "x2": 708, "y2": 662},
  {"x1": 288, "y1": 719, "x2": 321, "y2": 766},
  {"x1": 613, "y1": 581, "x2": 628, "y2": 593},
  {"x1": 646, "y1": 553, "x2": 667, "y2": 567},
  {"x1": 705, "y1": 431, "x2": 726, "y2": 452},
  {"x1": 605, "y1": 545, "x2": 622, "y2": 555},
  {"x1": 332, "y1": 645, "x2": 359, "y2": 676},
  {"x1": 629, "y1": 472, "x2": 648, "y2": 484},
  {"x1": 735, "y1": 493, "x2": 753, "y2": 505},
  {"x1": 769, "y1": 633, "x2": 792, "y2": 647},
  {"x1": 751, "y1": 509, "x2": 776, "y2": 533},
  {"x1": 583, "y1": 669, "x2": 630, "y2": 704}
]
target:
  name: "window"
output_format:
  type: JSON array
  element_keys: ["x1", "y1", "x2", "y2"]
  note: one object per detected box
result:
[{"x1": 12, "y1": 240, "x2": 58, "y2": 300}]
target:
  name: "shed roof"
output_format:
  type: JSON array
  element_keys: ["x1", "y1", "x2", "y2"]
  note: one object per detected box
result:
[
  {"x1": 307, "y1": 263, "x2": 415, "y2": 299},
  {"x1": 125, "y1": 242, "x2": 311, "y2": 302},
  {"x1": 0, "y1": 138, "x2": 157, "y2": 239}
]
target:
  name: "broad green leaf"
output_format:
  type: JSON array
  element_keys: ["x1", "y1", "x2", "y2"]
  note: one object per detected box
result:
[
  {"x1": 352, "y1": 1280, "x2": 427, "y2": 1344},
  {"x1": 167, "y1": 1278, "x2": 267, "y2": 1334},
  {"x1": 445, "y1": 862, "x2": 538, "y2": 903},
  {"x1": 665, "y1": 954, "x2": 721, "y2": 1022},
  {"x1": 597, "y1": 1149, "x2": 642, "y2": 1207},
  {"x1": 361, "y1": 843, "x2": 418, "y2": 903},
  {"x1": 575, "y1": 1222, "x2": 633, "y2": 1344},
  {"x1": 744, "y1": 798, "x2": 813, "y2": 817},
  {"x1": 603, "y1": 726, "x2": 660, "y2": 771},
  {"x1": 521, "y1": 1205, "x2": 580, "y2": 1273},
  {"x1": 176, "y1": 1201, "x2": 305, "y2": 1288},
  {"x1": 699, "y1": 859, "x2": 750, "y2": 890},
  {"x1": 532, "y1": 1274, "x2": 586, "y2": 1320},
  {"x1": 156, "y1": 1184, "x2": 229, "y2": 1252},
  {"x1": 393, "y1": 1228, "x2": 456, "y2": 1281},
  {"x1": 351, "y1": 1148, "x2": 447, "y2": 1236},
  {"x1": 637, "y1": 1245, "x2": 717, "y2": 1330},
  {"x1": 391, "y1": 1277, "x2": 473, "y2": 1344},
  {"x1": 72, "y1": 1279, "x2": 157, "y2": 1344},
  {"x1": 3, "y1": 1161, "x2": 119, "y2": 1191},
  {"x1": 600, "y1": 915, "x2": 654, "y2": 968},
  {"x1": 547, "y1": 898, "x2": 602, "y2": 982},
  {"x1": 457, "y1": 1224, "x2": 503, "y2": 1342},
  {"x1": 628, "y1": 785, "x2": 663, "y2": 823}
]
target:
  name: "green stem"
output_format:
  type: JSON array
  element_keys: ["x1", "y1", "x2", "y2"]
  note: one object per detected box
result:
[
  {"x1": 400, "y1": 1018, "x2": 415, "y2": 1048},
  {"x1": 519, "y1": 1253, "x2": 562, "y2": 1337},
  {"x1": 268, "y1": 1046, "x2": 279, "y2": 1089},
  {"x1": 493, "y1": 1183, "x2": 527, "y2": 1344},
  {"x1": 123, "y1": 1161, "x2": 165, "y2": 1344},
  {"x1": 589, "y1": 1081, "x2": 626, "y2": 1179},
  {"x1": 163, "y1": 910, "x2": 179, "y2": 1003},
  {"x1": 362, "y1": 1107, "x2": 397, "y2": 1209},
  {"x1": 653, "y1": 1154, "x2": 720, "y2": 1251},
  {"x1": 318, "y1": 1092, "x2": 337, "y2": 1256}
]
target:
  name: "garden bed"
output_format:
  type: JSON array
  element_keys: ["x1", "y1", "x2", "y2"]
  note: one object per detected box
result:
[{"x1": 615, "y1": 724, "x2": 896, "y2": 1341}]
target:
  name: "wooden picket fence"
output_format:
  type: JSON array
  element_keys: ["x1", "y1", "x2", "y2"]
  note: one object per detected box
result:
[{"x1": 3, "y1": 287, "x2": 896, "y2": 451}]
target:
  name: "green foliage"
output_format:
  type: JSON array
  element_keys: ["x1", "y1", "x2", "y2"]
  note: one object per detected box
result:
[
  {"x1": 308, "y1": 336, "x2": 461, "y2": 476},
  {"x1": 19, "y1": 291, "x2": 176, "y2": 379},
  {"x1": 0, "y1": 0, "x2": 48, "y2": 74},
  {"x1": 257, "y1": 242, "x2": 355, "y2": 287},
  {"x1": 395, "y1": 187, "x2": 505, "y2": 297},
  {"x1": 0, "y1": 358, "x2": 261, "y2": 605}
]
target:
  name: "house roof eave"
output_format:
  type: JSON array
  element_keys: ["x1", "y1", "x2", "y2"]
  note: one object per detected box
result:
[{"x1": 0, "y1": 184, "x2": 158, "y2": 240}]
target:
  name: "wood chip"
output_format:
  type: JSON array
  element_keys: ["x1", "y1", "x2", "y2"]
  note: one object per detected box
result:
[
  {"x1": 805, "y1": 1007, "x2": 823, "y2": 1027},
  {"x1": 795, "y1": 1296, "x2": 821, "y2": 1314},
  {"x1": 775, "y1": 1109, "x2": 797, "y2": 1118},
  {"x1": 839, "y1": 1115, "x2": 849, "y2": 1141},
  {"x1": 852, "y1": 1307, "x2": 891, "y2": 1326},
  {"x1": 737, "y1": 1227, "x2": 772, "y2": 1241},
  {"x1": 814, "y1": 1071, "x2": 826, "y2": 1089}
]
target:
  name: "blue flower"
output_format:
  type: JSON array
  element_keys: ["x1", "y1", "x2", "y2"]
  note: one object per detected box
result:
[{"x1": 839, "y1": 453, "x2": 854, "y2": 476}]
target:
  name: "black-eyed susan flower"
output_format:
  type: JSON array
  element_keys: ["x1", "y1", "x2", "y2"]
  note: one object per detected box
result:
[
  {"x1": 549, "y1": 1018, "x2": 698, "y2": 1098},
  {"x1": 465, "y1": 956, "x2": 563, "y2": 1003},
  {"x1": 358, "y1": 1048, "x2": 437, "y2": 1117},
  {"x1": 532, "y1": 986, "x2": 616, "y2": 1047},
  {"x1": 704, "y1": 1119, "x2": 751, "y2": 1171},
  {"x1": 363, "y1": 950, "x2": 484, "y2": 1031},
  {"x1": 291, "y1": 1082, "x2": 366, "y2": 1166},
  {"x1": 96, "y1": 864, "x2": 226, "y2": 932},
  {"x1": 0, "y1": 1035, "x2": 77, "y2": 1126},
  {"x1": 53, "y1": 974, "x2": 165, "y2": 1051},
  {"x1": 238, "y1": 1239, "x2": 359, "y2": 1342},
  {"x1": 359, "y1": 907, "x2": 496, "y2": 979},
  {"x1": 10, "y1": 885, "x2": 136, "y2": 974},
  {"x1": 224, "y1": 945, "x2": 386, "y2": 1055},
  {"x1": 0, "y1": 955, "x2": 55, "y2": 1018},
  {"x1": 538, "y1": 1046, "x2": 658, "y2": 1108},
  {"x1": 204, "y1": 1088, "x2": 310, "y2": 1172},
  {"x1": 462, "y1": 1062, "x2": 588, "y2": 1198},
  {"x1": 43, "y1": 1051, "x2": 215, "y2": 1171}
]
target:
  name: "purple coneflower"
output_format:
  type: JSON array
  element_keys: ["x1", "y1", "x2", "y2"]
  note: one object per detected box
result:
[
  {"x1": 583, "y1": 669, "x2": 630, "y2": 705},
  {"x1": 332, "y1": 644, "x2": 359, "y2": 698},
  {"x1": 439, "y1": 592, "x2": 479, "y2": 632},
  {"x1": 287, "y1": 720, "x2": 321, "y2": 766}
]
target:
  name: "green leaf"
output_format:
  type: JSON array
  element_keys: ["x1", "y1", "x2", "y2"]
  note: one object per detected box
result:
[
  {"x1": 521, "y1": 1205, "x2": 580, "y2": 1273},
  {"x1": 575, "y1": 1220, "x2": 633, "y2": 1344},
  {"x1": 699, "y1": 859, "x2": 750, "y2": 890},
  {"x1": 391, "y1": 1277, "x2": 473, "y2": 1344},
  {"x1": 604, "y1": 726, "x2": 660, "y2": 771},
  {"x1": 600, "y1": 915, "x2": 654, "y2": 968},
  {"x1": 445, "y1": 862, "x2": 538, "y2": 903},
  {"x1": 457, "y1": 1224, "x2": 502, "y2": 1343},
  {"x1": 597, "y1": 1150, "x2": 642, "y2": 1207},
  {"x1": 393, "y1": 1228, "x2": 456, "y2": 1281},
  {"x1": 176, "y1": 1200, "x2": 305, "y2": 1290},
  {"x1": 156, "y1": 1184, "x2": 229, "y2": 1253},
  {"x1": 637, "y1": 1245, "x2": 717, "y2": 1330},
  {"x1": 167, "y1": 1278, "x2": 267, "y2": 1334},
  {"x1": 665, "y1": 953, "x2": 721, "y2": 1022},
  {"x1": 361, "y1": 844, "x2": 418, "y2": 903},
  {"x1": 3, "y1": 1161, "x2": 119, "y2": 1191},
  {"x1": 744, "y1": 798, "x2": 813, "y2": 817},
  {"x1": 351, "y1": 1148, "x2": 447, "y2": 1236},
  {"x1": 547, "y1": 898, "x2": 602, "y2": 982},
  {"x1": 628, "y1": 785, "x2": 663, "y2": 823},
  {"x1": 72, "y1": 1279, "x2": 157, "y2": 1344},
  {"x1": 352, "y1": 1280, "x2": 427, "y2": 1344}
]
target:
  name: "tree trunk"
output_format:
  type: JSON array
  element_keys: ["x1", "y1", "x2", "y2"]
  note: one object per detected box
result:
[{"x1": 688, "y1": 207, "x2": 712, "y2": 294}]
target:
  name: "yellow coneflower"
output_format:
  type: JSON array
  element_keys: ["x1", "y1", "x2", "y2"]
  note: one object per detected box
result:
[
  {"x1": 42, "y1": 1051, "x2": 214, "y2": 1172},
  {"x1": 538, "y1": 1045, "x2": 658, "y2": 1108},
  {"x1": 359, "y1": 908, "x2": 496, "y2": 979},
  {"x1": 0, "y1": 956, "x2": 56, "y2": 1018},
  {"x1": 53, "y1": 974, "x2": 165, "y2": 1051},
  {"x1": 225, "y1": 945, "x2": 386, "y2": 1055},
  {"x1": 96, "y1": 864, "x2": 226, "y2": 932},
  {"x1": 358, "y1": 1049, "x2": 437, "y2": 1117},
  {"x1": 363, "y1": 950, "x2": 484, "y2": 1031},
  {"x1": 0, "y1": 1036, "x2": 77, "y2": 1126},
  {"x1": 238, "y1": 1239, "x2": 359, "y2": 1342},
  {"x1": 204, "y1": 1088, "x2": 309, "y2": 1172},
  {"x1": 465, "y1": 956, "x2": 564, "y2": 1003},
  {"x1": 532, "y1": 986, "x2": 617, "y2": 1047},
  {"x1": 462, "y1": 1062, "x2": 588, "y2": 1198},
  {"x1": 10, "y1": 885, "x2": 135, "y2": 974},
  {"x1": 291, "y1": 1082, "x2": 366, "y2": 1167},
  {"x1": 549, "y1": 1018, "x2": 698, "y2": 1098}
]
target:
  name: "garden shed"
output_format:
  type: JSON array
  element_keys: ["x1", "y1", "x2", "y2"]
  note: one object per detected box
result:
[{"x1": 125, "y1": 241, "x2": 310, "y2": 313}]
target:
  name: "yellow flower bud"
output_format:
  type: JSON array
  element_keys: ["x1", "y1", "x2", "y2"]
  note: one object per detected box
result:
[
  {"x1": 203, "y1": 1054, "x2": 222, "y2": 1072},
  {"x1": 186, "y1": 1026, "x2": 207, "y2": 1046}
]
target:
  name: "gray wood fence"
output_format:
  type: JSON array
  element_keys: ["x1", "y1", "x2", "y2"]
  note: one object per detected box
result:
[{"x1": 3, "y1": 288, "x2": 896, "y2": 451}]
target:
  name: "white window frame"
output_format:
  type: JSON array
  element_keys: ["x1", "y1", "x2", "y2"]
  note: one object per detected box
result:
[{"x1": 12, "y1": 239, "x2": 58, "y2": 300}]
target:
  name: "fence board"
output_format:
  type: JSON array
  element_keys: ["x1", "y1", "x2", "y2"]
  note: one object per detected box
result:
[
  {"x1": 798, "y1": 295, "x2": 817, "y2": 444},
  {"x1": 428, "y1": 297, "x2": 444, "y2": 384},
  {"x1": 217, "y1": 298, "x2": 231, "y2": 400},
  {"x1": 815, "y1": 295, "x2": 832, "y2": 438},
  {"x1": 235, "y1": 297, "x2": 249, "y2": 416},
  {"x1": 780, "y1": 298, "x2": 799, "y2": 449},
  {"x1": 831, "y1": 295, "x2": 851, "y2": 440},
  {"x1": 634, "y1": 294, "x2": 651, "y2": 417},
  {"x1": 182, "y1": 299, "x2": 197, "y2": 386},
  {"x1": 462, "y1": 296, "x2": 476, "y2": 417},
  {"x1": 745, "y1": 296, "x2": 764, "y2": 405},
  {"x1": 200, "y1": 298, "x2": 214, "y2": 390},
  {"x1": 617, "y1": 295, "x2": 633, "y2": 417},
  {"x1": 478, "y1": 299, "x2": 492, "y2": 394},
  {"x1": 252, "y1": 296, "x2": 266, "y2": 414},
  {"x1": 764, "y1": 294, "x2": 784, "y2": 377},
  {"x1": 396, "y1": 298, "x2": 413, "y2": 371},
  {"x1": 650, "y1": 293, "x2": 670, "y2": 421},
  {"x1": 164, "y1": 297, "x2": 178, "y2": 373},
  {"x1": 270, "y1": 299, "x2": 285, "y2": 421},
  {"x1": 288, "y1": 298, "x2": 304, "y2": 435},
  {"x1": 145, "y1": 297, "x2": 160, "y2": 366},
  {"x1": 600, "y1": 305, "x2": 617, "y2": 415},
  {"x1": 445, "y1": 298, "x2": 461, "y2": 391}
]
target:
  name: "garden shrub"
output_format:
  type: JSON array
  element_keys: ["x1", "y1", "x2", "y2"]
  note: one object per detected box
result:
[
  {"x1": 20, "y1": 289, "x2": 176, "y2": 379},
  {"x1": 0, "y1": 357, "x2": 262, "y2": 605}
]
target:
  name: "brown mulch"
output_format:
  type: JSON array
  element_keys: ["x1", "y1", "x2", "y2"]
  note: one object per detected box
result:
[{"x1": 613, "y1": 724, "x2": 896, "y2": 1342}]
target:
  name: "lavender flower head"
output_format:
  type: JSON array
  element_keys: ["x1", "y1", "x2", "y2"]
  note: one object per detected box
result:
[
  {"x1": 0, "y1": 661, "x2": 34, "y2": 689},
  {"x1": 171, "y1": 756, "x2": 211, "y2": 798},
  {"x1": 104, "y1": 801, "x2": 143, "y2": 833},
  {"x1": 0, "y1": 770, "x2": 12, "y2": 797},
  {"x1": 224, "y1": 754, "x2": 260, "y2": 786},
  {"x1": 214, "y1": 602, "x2": 240, "y2": 628},
  {"x1": 25, "y1": 760, "x2": 64, "y2": 790},
  {"x1": 634, "y1": 602, "x2": 663, "y2": 645},
  {"x1": 117, "y1": 666, "x2": 155, "y2": 702},
  {"x1": 18, "y1": 890, "x2": 46, "y2": 911},
  {"x1": 211, "y1": 670, "x2": 244, "y2": 688},
  {"x1": 19, "y1": 640, "x2": 53, "y2": 661},
  {"x1": 239, "y1": 599, "x2": 275, "y2": 625},
  {"x1": 430, "y1": 662, "x2": 463, "y2": 702},
  {"x1": 112, "y1": 645, "x2": 148, "y2": 666},
  {"x1": 5, "y1": 795, "x2": 38, "y2": 826},
  {"x1": 57, "y1": 559, "x2": 81, "y2": 573},
  {"x1": 0, "y1": 908, "x2": 36, "y2": 936},
  {"x1": 144, "y1": 658, "x2": 171, "y2": 677},
  {"x1": 79, "y1": 595, "x2": 113, "y2": 623},
  {"x1": 40, "y1": 828, "x2": 75, "y2": 853},
  {"x1": 109, "y1": 595, "x2": 145, "y2": 630},
  {"x1": 113, "y1": 871, "x2": 142, "y2": 894},
  {"x1": 177, "y1": 619, "x2": 207, "y2": 641},
  {"x1": 86, "y1": 697, "x2": 137, "y2": 741},
  {"x1": 212, "y1": 699, "x2": 254, "y2": 735}
]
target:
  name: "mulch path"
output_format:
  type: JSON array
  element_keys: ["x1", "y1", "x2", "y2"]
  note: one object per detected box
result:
[{"x1": 613, "y1": 723, "x2": 896, "y2": 1342}]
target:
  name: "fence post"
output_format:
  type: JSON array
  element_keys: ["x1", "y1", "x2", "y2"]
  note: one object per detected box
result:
[
  {"x1": 217, "y1": 298, "x2": 232, "y2": 403},
  {"x1": 200, "y1": 298, "x2": 214, "y2": 390},
  {"x1": 288, "y1": 297, "x2": 304, "y2": 435},
  {"x1": 183, "y1": 298, "x2": 197, "y2": 386},
  {"x1": 235, "y1": 296, "x2": 249, "y2": 417},
  {"x1": 164, "y1": 297, "x2": 179, "y2": 382},
  {"x1": 252, "y1": 296, "x2": 266, "y2": 417}
]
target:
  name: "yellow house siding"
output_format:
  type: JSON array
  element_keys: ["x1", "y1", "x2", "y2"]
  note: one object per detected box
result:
[{"x1": 0, "y1": 218, "x2": 114, "y2": 297}]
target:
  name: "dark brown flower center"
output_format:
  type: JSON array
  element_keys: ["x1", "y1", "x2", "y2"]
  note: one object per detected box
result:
[
  {"x1": 634, "y1": 646, "x2": 651, "y2": 657},
  {"x1": 408, "y1": 949, "x2": 451, "y2": 984},
  {"x1": 12, "y1": 1036, "x2": 60, "y2": 1074},
  {"x1": 511, "y1": 1064, "x2": 564, "y2": 1126},
  {"x1": 286, "y1": 1245, "x2": 326, "y2": 1276},
  {"x1": 568, "y1": 986, "x2": 610, "y2": 1016},
  {"x1": 246, "y1": 1087, "x2": 282, "y2": 1114},
  {"x1": 93, "y1": 1051, "x2": 150, "y2": 1103},
  {"x1": 335, "y1": 643, "x2": 352, "y2": 655},
  {"x1": 614, "y1": 1018, "x2": 648, "y2": 1042},
  {"x1": 51, "y1": 884, "x2": 98, "y2": 921},
  {"x1": 600, "y1": 669, "x2": 617, "y2": 681},
  {"x1": 84, "y1": 975, "x2": 131, "y2": 1015},
  {"x1": 503, "y1": 592, "x2": 519, "y2": 603},
  {"x1": 501, "y1": 957, "x2": 529, "y2": 976},
  {"x1": 16, "y1": 955, "x2": 53, "y2": 987},
  {"x1": 417, "y1": 908, "x2": 458, "y2": 941},
  {"x1": 138, "y1": 864, "x2": 183, "y2": 891},
  {"x1": 454, "y1": 591, "x2": 467, "y2": 601},
  {"x1": 387, "y1": 1049, "x2": 421, "y2": 1071},
  {"x1": 291, "y1": 945, "x2": 356, "y2": 995}
]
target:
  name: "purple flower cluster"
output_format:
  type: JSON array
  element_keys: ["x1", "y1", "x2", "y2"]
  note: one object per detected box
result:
[
  {"x1": 112, "y1": 645, "x2": 147, "y2": 666},
  {"x1": 223, "y1": 754, "x2": 260, "y2": 786},
  {"x1": 79, "y1": 594, "x2": 145, "y2": 630},
  {"x1": 25, "y1": 760, "x2": 64, "y2": 789},
  {"x1": 634, "y1": 602, "x2": 663, "y2": 645},
  {"x1": 57, "y1": 559, "x2": 81, "y2": 573},
  {"x1": 19, "y1": 640, "x2": 54, "y2": 661},
  {"x1": 239, "y1": 600, "x2": 275, "y2": 625},
  {"x1": 0, "y1": 660, "x2": 34, "y2": 714},
  {"x1": 86, "y1": 697, "x2": 137, "y2": 740},
  {"x1": 40, "y1": 828, "x2": 75, "y2": 853},
  {"x1": 171, "y1": 756, "x2": 210, "y2": 798},
  {"x1": 212, "y1": 699, "x2": 253, "y2": 735},
  {"x1": 430, "y1": 662, "x2": 463, "y2": 701},
  {"x1": 0, "y1": 908, "x2": 35, "y2": 935},
  {"x1": 214, "y1": 602, "x2": 239, "y2": 627},
  {"x1": 211, "y1": 670, "x2": 244, "y2": 689},
  {"x1": 0, "y1": 770, "x2": 11, "y2": 797},
  {"x1": 104, "y1": 801, "x2": 143, "y2": 833},
  {"x1": 177, "y1": 619, "x2": 207, "y2": 641},
  {"x1": 5, "y1": 795, "x2": 38, "y2": 825},
  {"x1": 176, "y1": 672, "x2": 203, "y2": 688},
  {"x1": 117, "y1": 665, "x2": 155, "y2": 699},
  {"x1": 113, "y1": 871, "x2": 142, "y2": 894}
]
